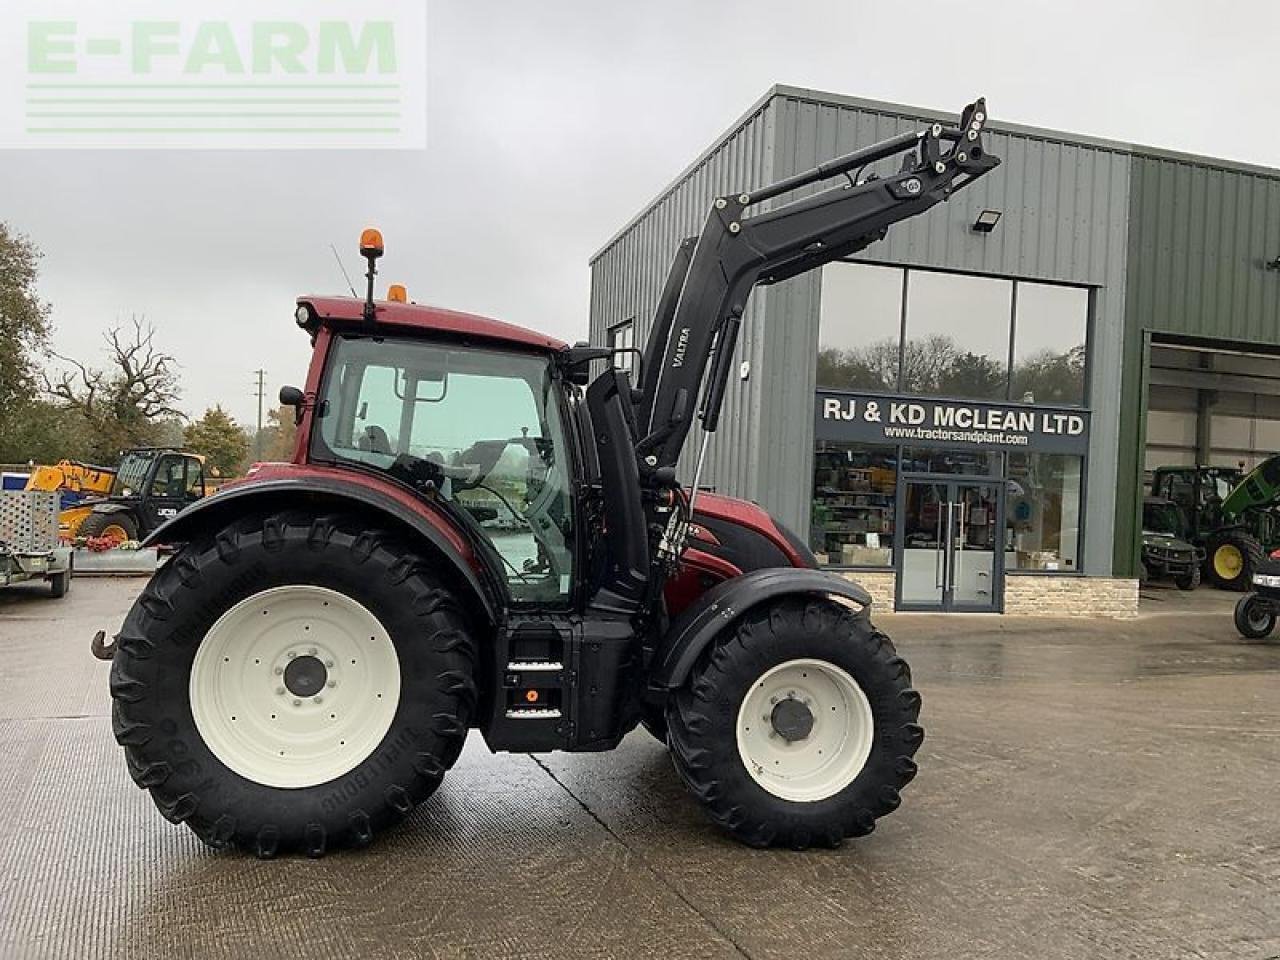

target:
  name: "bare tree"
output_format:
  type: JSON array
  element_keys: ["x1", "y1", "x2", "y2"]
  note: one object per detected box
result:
[{"x1": 45, "y1": 315, "x2": 183, "y2": 461}]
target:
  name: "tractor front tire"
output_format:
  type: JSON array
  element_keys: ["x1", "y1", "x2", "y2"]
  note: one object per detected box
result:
[
  {"x1": 666, "y1": 599, "x2": 921, "y2": 849},
  {"x1": 1175, "y1": 564, "x2": 1201, "y2": 591},
  {"x1": 79, "y1": 510, "x2": 139, "y2": 544},
  {"x1": 1233, "y1": 593, "x2": 1276, "y2": 639},
  {"x1": 1205, "y1": 532, "x2": 1264, "y2": 591},
  {"x1": 110, "y1": 511, "x2": 477, "y2": 857}
]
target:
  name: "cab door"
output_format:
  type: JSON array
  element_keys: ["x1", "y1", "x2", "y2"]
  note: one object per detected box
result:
[{"x1": 142, "y1": 454, "x2": 190, "y2": 532}]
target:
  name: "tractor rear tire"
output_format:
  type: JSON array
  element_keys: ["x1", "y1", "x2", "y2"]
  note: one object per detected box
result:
[
  {"x1": 1175, "y1": 564, "x2": 1200, "y2": 591},
  {"x1": 1205, "y1": 532, "x2": 1264, "y2": 591},
  {"x1": 110, "y1": 511, "x2": 478, "y2": 857},
  {"x1": 79, "y1": 510, "x2": 139, "y2": 544},
  {"x1": 666, "y1": 598, "x2": 921, "y2": 849},
  {"x1": 1233, "y1": 593, "x2": 1276, "y2": 639}
]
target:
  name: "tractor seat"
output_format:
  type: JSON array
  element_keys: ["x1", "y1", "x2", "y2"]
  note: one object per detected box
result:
[{"x1": 357, "y1": 425, "x2": 392, "y2": 455}]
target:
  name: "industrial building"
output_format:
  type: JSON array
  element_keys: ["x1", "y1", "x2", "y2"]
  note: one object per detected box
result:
[{"x1": 589, "y1": 85, "x2": 1280, "y2": 614}]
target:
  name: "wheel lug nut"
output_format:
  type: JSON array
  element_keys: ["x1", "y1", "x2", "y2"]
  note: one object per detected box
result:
[
  {"x1": 274, "y1": 667, "x2": 283, "y2": 676},
  {"x1": 287, "y1": 651, "x2": 296, "y2": 660},
  {"x1": 327, "y1": 680, "x2": 336, "y2": 688},
  {"x1": 313, "y1": 696, "x2": 322, "y2": 704},
  {"x1": 276, "y1": 686, "x2": 285, "y2": 695},
  {"x1": 308, "y1": 648, "x2": 317, "y2": 656},
  {"x1": 325, "y1": 660, "x2": 334, "y2": 668},
  {"x1": 292, "y1": 699, "x2": 301, "y2": 707}
]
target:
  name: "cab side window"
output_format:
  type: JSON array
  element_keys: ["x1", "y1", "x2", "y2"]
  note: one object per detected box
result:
[
  {"x1": 185, "y1": 459, "x2": 206, "y2": 499},
  {"x1": 155, "y1": 456, "x2": 187, "y2": 499},
  {"x1": 315, "y1": 336, "x2": 576, "y2": 604}
]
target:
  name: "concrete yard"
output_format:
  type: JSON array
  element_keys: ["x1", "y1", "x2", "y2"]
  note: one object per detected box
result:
[{"x1": 1, "y1": 578, "x2": 1277, "y2": 960}]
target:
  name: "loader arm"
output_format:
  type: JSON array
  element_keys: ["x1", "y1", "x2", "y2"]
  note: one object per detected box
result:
[{"x1": 636, "y1": 98, "x2": 1000, "y2": 474}]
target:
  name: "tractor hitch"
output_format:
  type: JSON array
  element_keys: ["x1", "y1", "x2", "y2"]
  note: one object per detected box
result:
[{"x1": 90, "y1": 629, "x2": 117, "y2": 661}]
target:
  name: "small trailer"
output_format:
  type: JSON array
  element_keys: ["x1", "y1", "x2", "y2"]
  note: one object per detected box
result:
[{"x1": 1, "y1": 490, "x2": 73, "y2": 597}]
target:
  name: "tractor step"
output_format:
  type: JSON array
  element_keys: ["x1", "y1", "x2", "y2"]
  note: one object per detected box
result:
[
  {"x1": 483, "y1": 615, "x2": 639, "y2": 754},
  {"x1": 504, "y1": 707, "x2": 562, "y2": 720}
]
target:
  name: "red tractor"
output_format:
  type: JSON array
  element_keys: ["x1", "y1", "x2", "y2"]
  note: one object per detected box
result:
[{"x1": 103, "y1": 100, "x2": 999, "y2": 856}]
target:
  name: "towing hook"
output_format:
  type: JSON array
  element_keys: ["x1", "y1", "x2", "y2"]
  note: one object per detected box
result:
[{"x1": 90, "y1": 630, "x2": 118, "y2": 661}]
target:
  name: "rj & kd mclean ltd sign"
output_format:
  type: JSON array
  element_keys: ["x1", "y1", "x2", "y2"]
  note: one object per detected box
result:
[{"x1": 815, "y1": 390, "x2": 1090, "y2": 456}]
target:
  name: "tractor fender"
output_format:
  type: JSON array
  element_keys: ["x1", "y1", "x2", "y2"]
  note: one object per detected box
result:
[
  {"x1": 141, "y1": 476, "x2": 497, "y2": 623},
  {"x1": 651, "y1": 567, "x2": 873, "y2": 691}
]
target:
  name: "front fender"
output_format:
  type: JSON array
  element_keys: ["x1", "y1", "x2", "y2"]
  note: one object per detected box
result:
[
  {"x1": 651, "y1": 567, "x2": 873, "y2": 691},
  {"x1": 141, "y1": 474, "x2": 498, "y2": 623}
]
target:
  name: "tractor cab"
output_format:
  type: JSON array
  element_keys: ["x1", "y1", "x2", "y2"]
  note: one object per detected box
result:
[
  {"x1": 70, "y1": 447, "x2": 206, "y2": 544},
  {"x1": 306, "y1": 328, "x2": 578, "y2": 605},
  {"x1": 1148, "y1": 463, "x2": 1277, "y2": 590}
]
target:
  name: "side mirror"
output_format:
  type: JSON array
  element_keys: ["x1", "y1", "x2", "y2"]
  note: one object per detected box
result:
[
  {"x1": 280, "y1": 385, "x2": 305, "y2": 425},
  {"x1": 558, "y1": 343, "x2": 614, "y2": 386}
]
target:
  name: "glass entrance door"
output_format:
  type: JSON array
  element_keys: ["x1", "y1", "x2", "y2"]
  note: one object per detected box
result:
[{"x1": 898, "y1": 478, "x2": 1002, "y2": 612}]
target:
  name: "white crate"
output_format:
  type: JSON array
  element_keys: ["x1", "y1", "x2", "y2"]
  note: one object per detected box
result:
[{"x1": 0, "y1": 491, "x2": 59, "y2": 554}]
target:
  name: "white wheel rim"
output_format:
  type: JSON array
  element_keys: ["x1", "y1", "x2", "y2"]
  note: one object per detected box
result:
[
  {"x1": 190, "y1": 585, "x2": 401, "y2": 789},
  {"x1": 736, "y1": 658, "x2": 874, "y2": 803}
]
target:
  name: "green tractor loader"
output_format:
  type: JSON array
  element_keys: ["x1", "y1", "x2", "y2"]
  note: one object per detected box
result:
[{"x1": 1149, "y1": 457, "x2": 1280, "y2": 590}]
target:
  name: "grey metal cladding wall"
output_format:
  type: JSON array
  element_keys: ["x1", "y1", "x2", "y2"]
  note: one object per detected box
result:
[
  {"x1": 1127, "y1": 155, "x2": 1280, "y2": 343},
  {"x1": 763, "y1": 92, "x2": 1133, "y2": 573},
  {"x1": 588, "y1": 98, "x2": 778, "y2": 499}
]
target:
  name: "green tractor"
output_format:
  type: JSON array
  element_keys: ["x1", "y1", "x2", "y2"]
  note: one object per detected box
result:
[{"x1": 1149, "y1": 457, "x2": 1280, "y2": 590}]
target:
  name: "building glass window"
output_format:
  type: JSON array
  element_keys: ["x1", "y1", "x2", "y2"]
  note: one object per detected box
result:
[
  {"x1": 1005, "y1": 452, "x2": 1082, "y2": 571},
  {"x1": 608, "y1": 319, "x2": 636, "y2": 374},
  {"x1": 900, "y1": 447, "x2": 1002, "y2": 477},
  {"x1": 903, "y1": 271, "x2": 1012, "y2": 401},
  {"x1": 1011, "y1": 282, "x2": 1088, "y2": 406},
  {"x1": 811, "y1": 442, "x2": 897, "y2": 567},
  {"x1": 817, "y1": 263, "x2": 904, "y2": 391},
  {"x1": 817, "y1": 265, "x2": 1092, "y2": 407}
]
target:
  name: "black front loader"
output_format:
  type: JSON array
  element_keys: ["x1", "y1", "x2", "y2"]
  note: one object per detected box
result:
[
  {"x1": 635, "y1": 99, "x2": 998, "y2": 473},
  {"x1": 570, "y1": 100, "x2": 1001, "y2": 578}
]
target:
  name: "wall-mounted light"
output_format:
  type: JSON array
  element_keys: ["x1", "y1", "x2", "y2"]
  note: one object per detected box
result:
[{"x1": 972, "y1": 209, "x2": 1002, "y2": 234}]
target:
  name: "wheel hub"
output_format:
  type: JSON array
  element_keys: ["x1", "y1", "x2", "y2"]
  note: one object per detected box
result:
[
  {"x1": 283, "y1": 655, "x2": 328, "y2": 697},
  {"x1": 770, "y1": 697, "x2": 814, "y2": 741}
]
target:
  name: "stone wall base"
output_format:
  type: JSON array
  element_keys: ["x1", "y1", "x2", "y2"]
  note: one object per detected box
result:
[{"x1": 836, "y1": 570, "x2": 1139, "y2": 618}]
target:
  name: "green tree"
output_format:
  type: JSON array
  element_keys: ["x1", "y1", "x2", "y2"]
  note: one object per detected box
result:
[
  {"x1": 936, "y1": 351, "x2": 1008, "y2": 400},
  {"x1": 245, "y1": 405, "x2": 294, "y2": 464},
  {"x1": 185, "y1": 405, "x2": 249, "y2": 479},
  {"x1": 0, "y1": 400, "x2": 95, "y2": 465},
  {"x1": 1011, "y1": 344, "x2": 1086, "y2": 405},
  {"x1": 255, "y1": 405, "x2": 298, "y2": 462},
  {"x1": 0, "y1": 223, "x2": 53, "y2": 454},
  {"x1": 816, "y1": 338, "x2": 899, "y2": 391}
]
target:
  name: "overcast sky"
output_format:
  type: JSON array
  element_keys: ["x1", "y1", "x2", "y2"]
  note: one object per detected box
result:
[{"x1": 3, "y1": 0, "x2": 1277, "y2": 428}]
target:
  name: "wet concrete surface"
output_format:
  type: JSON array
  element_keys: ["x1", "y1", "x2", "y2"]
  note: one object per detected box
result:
[{"x1": 0, "y1": 578, "x2": 1277, "y2": 959}]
